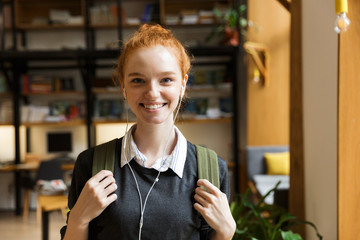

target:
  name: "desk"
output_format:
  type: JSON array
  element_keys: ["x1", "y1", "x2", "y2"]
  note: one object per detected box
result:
[
  {"x1": 0, "y1": 163, "x2": 74, "y2": 172},
  {"x1": 15, "y1": 163, "x2": 74, "y2": 171},
  {"x1": 0, "y1": 162, "x2": 74, "y2": 215}
]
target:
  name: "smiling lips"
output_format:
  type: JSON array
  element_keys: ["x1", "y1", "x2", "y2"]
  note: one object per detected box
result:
[{"x1": 143, "y1": 103, "x2": 166, "y2": 110}]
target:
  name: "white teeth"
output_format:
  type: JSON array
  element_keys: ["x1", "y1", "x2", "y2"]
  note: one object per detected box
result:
[{"x1": 144, "y1": 104, "x2": 163, "y2": 110}]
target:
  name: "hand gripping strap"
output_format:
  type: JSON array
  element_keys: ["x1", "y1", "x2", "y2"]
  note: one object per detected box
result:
[
  {"x1": 196, "y1": 145, "x2": 220, "y2": 189},
  {"x1": 92, "y1": 139, "x2": 117, "y2": 176}
]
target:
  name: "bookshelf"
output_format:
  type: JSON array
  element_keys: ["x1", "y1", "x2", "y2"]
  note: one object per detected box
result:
[
  {"x1": 0, "y1": 0, "x2": 248, "y2": 214},
  {"x1": 21, "y1": 119, "x2": 85, "y2": 127}
]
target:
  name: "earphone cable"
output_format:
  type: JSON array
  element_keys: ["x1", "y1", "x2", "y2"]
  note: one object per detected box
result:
[{"x1": 122, "y1": 91, "x2": 184, "y2": 240}]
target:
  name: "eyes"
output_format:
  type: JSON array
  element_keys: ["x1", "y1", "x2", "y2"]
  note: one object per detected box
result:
[
  {"x1": 161, "y1": 78, "x2": 173, "y2": 83},
  {"x1": 130, "y1": 77, "x2": 174, "y2": 84},
  {"x1": 131, "y1": 78, "x2": 144, "y2": 84}
]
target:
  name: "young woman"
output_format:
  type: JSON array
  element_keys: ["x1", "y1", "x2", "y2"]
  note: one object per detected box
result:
[{"x1": 61, "y1": 24, "x2": 236, "y2": 240}]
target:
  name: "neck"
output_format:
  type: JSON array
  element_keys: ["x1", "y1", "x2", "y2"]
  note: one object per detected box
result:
[{"x1": 133, "y1": 120, "x2": 177, "y2": 166}]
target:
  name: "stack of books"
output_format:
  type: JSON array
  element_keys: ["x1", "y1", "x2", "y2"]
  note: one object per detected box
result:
[{"x1": 181, "y1": 10, "x2": 198, "y2": 24}]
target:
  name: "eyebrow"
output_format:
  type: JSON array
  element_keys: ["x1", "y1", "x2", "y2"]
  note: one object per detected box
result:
[
  {"x1": 127, "y1": 72, "x2": 143, "y2": 77},
  {"x1": 127, "y1": 71, "x2": 177, "y2": 77},
  {"x1": 160, "y1": 71, "x2": 177, "y2": 76}
]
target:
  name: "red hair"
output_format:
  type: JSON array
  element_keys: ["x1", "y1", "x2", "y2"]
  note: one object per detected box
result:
[{"x1": 117, "y1": 24, "x2": 191, "y2": 85}]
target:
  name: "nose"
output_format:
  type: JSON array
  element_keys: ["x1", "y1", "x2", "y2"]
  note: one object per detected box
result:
[{"x1": 145, "y1": 81, "x2": 160, "y2": 99}]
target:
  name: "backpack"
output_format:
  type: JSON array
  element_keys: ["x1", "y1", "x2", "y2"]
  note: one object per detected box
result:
[{"x1": 92, "y1": 139, "x2": 220, "y2": 188}]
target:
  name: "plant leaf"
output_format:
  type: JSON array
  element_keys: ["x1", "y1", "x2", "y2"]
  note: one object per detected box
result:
[{"x1": 281, "y1": 230, "x2": 302, "y2": 240}]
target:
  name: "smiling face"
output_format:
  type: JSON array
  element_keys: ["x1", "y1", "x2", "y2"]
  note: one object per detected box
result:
[{"x1": 123, "y1": 45, "x2": 187, "y2": 127}]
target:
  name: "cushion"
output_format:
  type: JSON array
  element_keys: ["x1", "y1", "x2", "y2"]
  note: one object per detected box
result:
[
  {"x1": 264, "y1": 152, "x2": 290, "y2": 175},
  {"x1": 246, "y1": 146, "x2": 289, "y2": 180}
]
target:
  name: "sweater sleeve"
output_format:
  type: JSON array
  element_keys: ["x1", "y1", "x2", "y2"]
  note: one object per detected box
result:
[{"x1": 60, "y1": 148, "x2": 94, "y2": 239}]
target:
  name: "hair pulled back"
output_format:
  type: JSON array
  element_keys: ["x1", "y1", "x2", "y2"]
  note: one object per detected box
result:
[{"x1": 117, "y1": 24, "x2": 191, "y2": 85}]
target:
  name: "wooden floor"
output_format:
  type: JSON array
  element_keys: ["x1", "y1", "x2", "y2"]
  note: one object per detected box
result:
[{"x1": 0, "y1": 210, "x2": 66, "y2": 240}]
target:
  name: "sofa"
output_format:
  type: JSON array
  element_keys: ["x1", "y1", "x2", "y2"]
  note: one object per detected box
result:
[{"x1": 246, "y1": 145, "x2": 290, "y2": 206}]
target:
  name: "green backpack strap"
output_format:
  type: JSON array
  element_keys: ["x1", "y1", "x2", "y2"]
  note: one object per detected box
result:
[
  {"x1": 92, "y1": 140, "x2": 220, "y2": 189},
  {"x1": 92, "y1": 139, "x2": 117, "y2": 176},
  {"x1": 195, "y1": 144, "x2": 220, "y2": 189}
]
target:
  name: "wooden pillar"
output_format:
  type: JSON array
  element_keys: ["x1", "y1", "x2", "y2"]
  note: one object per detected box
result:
[
  {"x1": 338, "y1": 0, "x2": 360, "y2": 238},
  {"x1": 289, "y1": 0, "x2": 305, "y2": 236}
]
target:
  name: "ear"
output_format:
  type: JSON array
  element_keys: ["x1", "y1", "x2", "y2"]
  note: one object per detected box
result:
[
  {"x1": 183, "y1": 74, "x2": 188, "y2": 87},
  {"x1": 181, "y1": 74, "x2": 188, "y2": 96}
]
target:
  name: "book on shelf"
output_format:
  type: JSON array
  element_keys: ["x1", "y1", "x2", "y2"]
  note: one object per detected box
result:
[
  {"x1": 59, "y1": 77, "x2": 75, "y2": 91},
  {"x1": 49, "y1": 9, "x2": 71, "y2": 24},
  {"x1": 21, "y1": 74, "x2": 75, "y2": 93},
  {"x1": 3, "y1": 5, "x2": 12, "y2": 28},
  {"x1": 141, "y1": 3, "x2": 154, "y2": 23},
  {"x1": 187, "y1": 68, "x2": 227, "y2": 89},
  {"x1": 49, "y1": 100, "x2": 85, "y2": 121},
  {"x1": 90, "y1": 4, "x2": 122, "y2": 25},
  {"x1": 180, "y1": 10, "x2": 199, "y2": 25},
  {"x1": 94, "y1": 99, "x2": 124, "y2": 120},
  {"x1": 21, "y1": 100, "x2": 85, "y2": 123},
  {"x1": 141, "y1": 3, "x2": 160, "y2": 23},
  {"x1": 180, "y1": 97, "x2": 232, "y2": 120},
  {"x1": 30, "y1": 74, "x2": 53, "y2": 93},
  {"x1": 21, "y1": 105, "x2": 49, "y2": 122},
  {"x1": 198, "y1": 10, "x2": 215, "y2": 24},
  {"x1": 165, "y1": 14, "x2": 180, "y2": 25}
]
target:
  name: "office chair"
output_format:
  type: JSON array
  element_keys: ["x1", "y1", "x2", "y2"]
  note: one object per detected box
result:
[{"x1": 22, "y1": 159, "x2": 67, "y2": 221}]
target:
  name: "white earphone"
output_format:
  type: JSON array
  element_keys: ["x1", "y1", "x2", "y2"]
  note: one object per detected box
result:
[
  {"x1": 180, "y1": 86, "x2": 185, "y2": 99},
  {"x1": 122, "y1": 78, "x2": 184, "y2": 239},
  {"x1": 123, "y1": 88, "x2": 127, "y2": 99}
]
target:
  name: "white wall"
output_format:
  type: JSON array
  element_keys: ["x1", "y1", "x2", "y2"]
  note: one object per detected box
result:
[
  {"x1": 302, "y1": 0, "x2": 338, "y2": 239},
  {"x1": 29, "y1": 126, "x2": 87, "y2": 160}
]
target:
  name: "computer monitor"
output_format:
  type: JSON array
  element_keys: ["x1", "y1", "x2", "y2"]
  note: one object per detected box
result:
[{"x1": 47, "y1": 132, "x2": 72, "y2": 155}]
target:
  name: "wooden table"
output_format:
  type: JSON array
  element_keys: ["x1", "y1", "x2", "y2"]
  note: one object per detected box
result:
[
  {"x1": 38, "y1": 195, "x2": 68, "y2": 240},
  {"x1": 0, "y1": 162, "x2": 74, "y2": 172},
  {"x1": 0, "y1": 162, "x2": 74, "y2": 215}
]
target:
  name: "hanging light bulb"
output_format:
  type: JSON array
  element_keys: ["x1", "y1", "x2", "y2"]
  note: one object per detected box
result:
[{"x1": 334, "y1": 0, "x2": 350, "y2": 33}]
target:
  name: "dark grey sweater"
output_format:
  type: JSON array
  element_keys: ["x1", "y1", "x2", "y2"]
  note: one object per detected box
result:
[{"x1": 61, "y1": 139, "x2": 230, "y2": 240}]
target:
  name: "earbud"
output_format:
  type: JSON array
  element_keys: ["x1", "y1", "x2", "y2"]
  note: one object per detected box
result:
[
  {"x1": 123, "y1": 88, "x2": 127, "y2": 99},
  {"x1": 180, "y1": 75, "x2": 187, "y2": 99},
  {"x1": 180, "y1": 86, "x2": 185, "y2": 99}
]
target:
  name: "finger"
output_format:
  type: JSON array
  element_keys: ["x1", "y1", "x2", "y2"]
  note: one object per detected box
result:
[
  {"x1": 105, "y1": 192, "x2": 118, "y2": 205},
  {"x1": 104, "y1": 182, "x2": 117, "y2": 196},
  {"x1": 98, "y1": 175, "x2": 116, "y2": 189},
  {"x1": 195, "y1": 187, "x2": 216, "y2": 205},
  {"x1": 193, "y1": 202, "x2": 205, "y2": 213},
  {"x1": 93, "y1": 170, "x2": 114, "y2": 182},
  {"x1": 197, "y1": 179, "x2": 219, "y2": 195},
  {"x1": 108, "y1": 192, "x2": 118, "y2": 202},
  {"x1": 194, "y1": 191, "x2": 209, "y2": 207},
  {"x1": 95, "y1": 192, "x2": 118, "y2": 211}
]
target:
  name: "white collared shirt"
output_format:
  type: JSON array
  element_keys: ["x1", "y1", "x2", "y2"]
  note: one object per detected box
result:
[{"x1": 120, "y1": 125, "x2": 188, "y2": 178}]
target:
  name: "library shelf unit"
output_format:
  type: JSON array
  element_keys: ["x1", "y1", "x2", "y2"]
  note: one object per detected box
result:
[
  {"x1": 21, "y1": 119, "x2": 86, "y2": 127},
  {"x1": 0, "y1": 0, "x2": 248, "y2": 214},
  {"x1": 0, "y1": 122, "x2": 13, "y2": 126}
]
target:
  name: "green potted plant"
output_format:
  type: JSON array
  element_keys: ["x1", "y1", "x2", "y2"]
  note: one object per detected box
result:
[
  {"x1": 230, "y1": 182, "x2": 323, "y2": 240},
  {"x1": 206, "y1": 4, "x2": 248, "y2": 46}
]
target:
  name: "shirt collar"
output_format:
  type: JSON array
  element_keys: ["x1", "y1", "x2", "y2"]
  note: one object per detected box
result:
[{"x1": 120, "y1": 124, "x2": 187, "y2": 178}]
